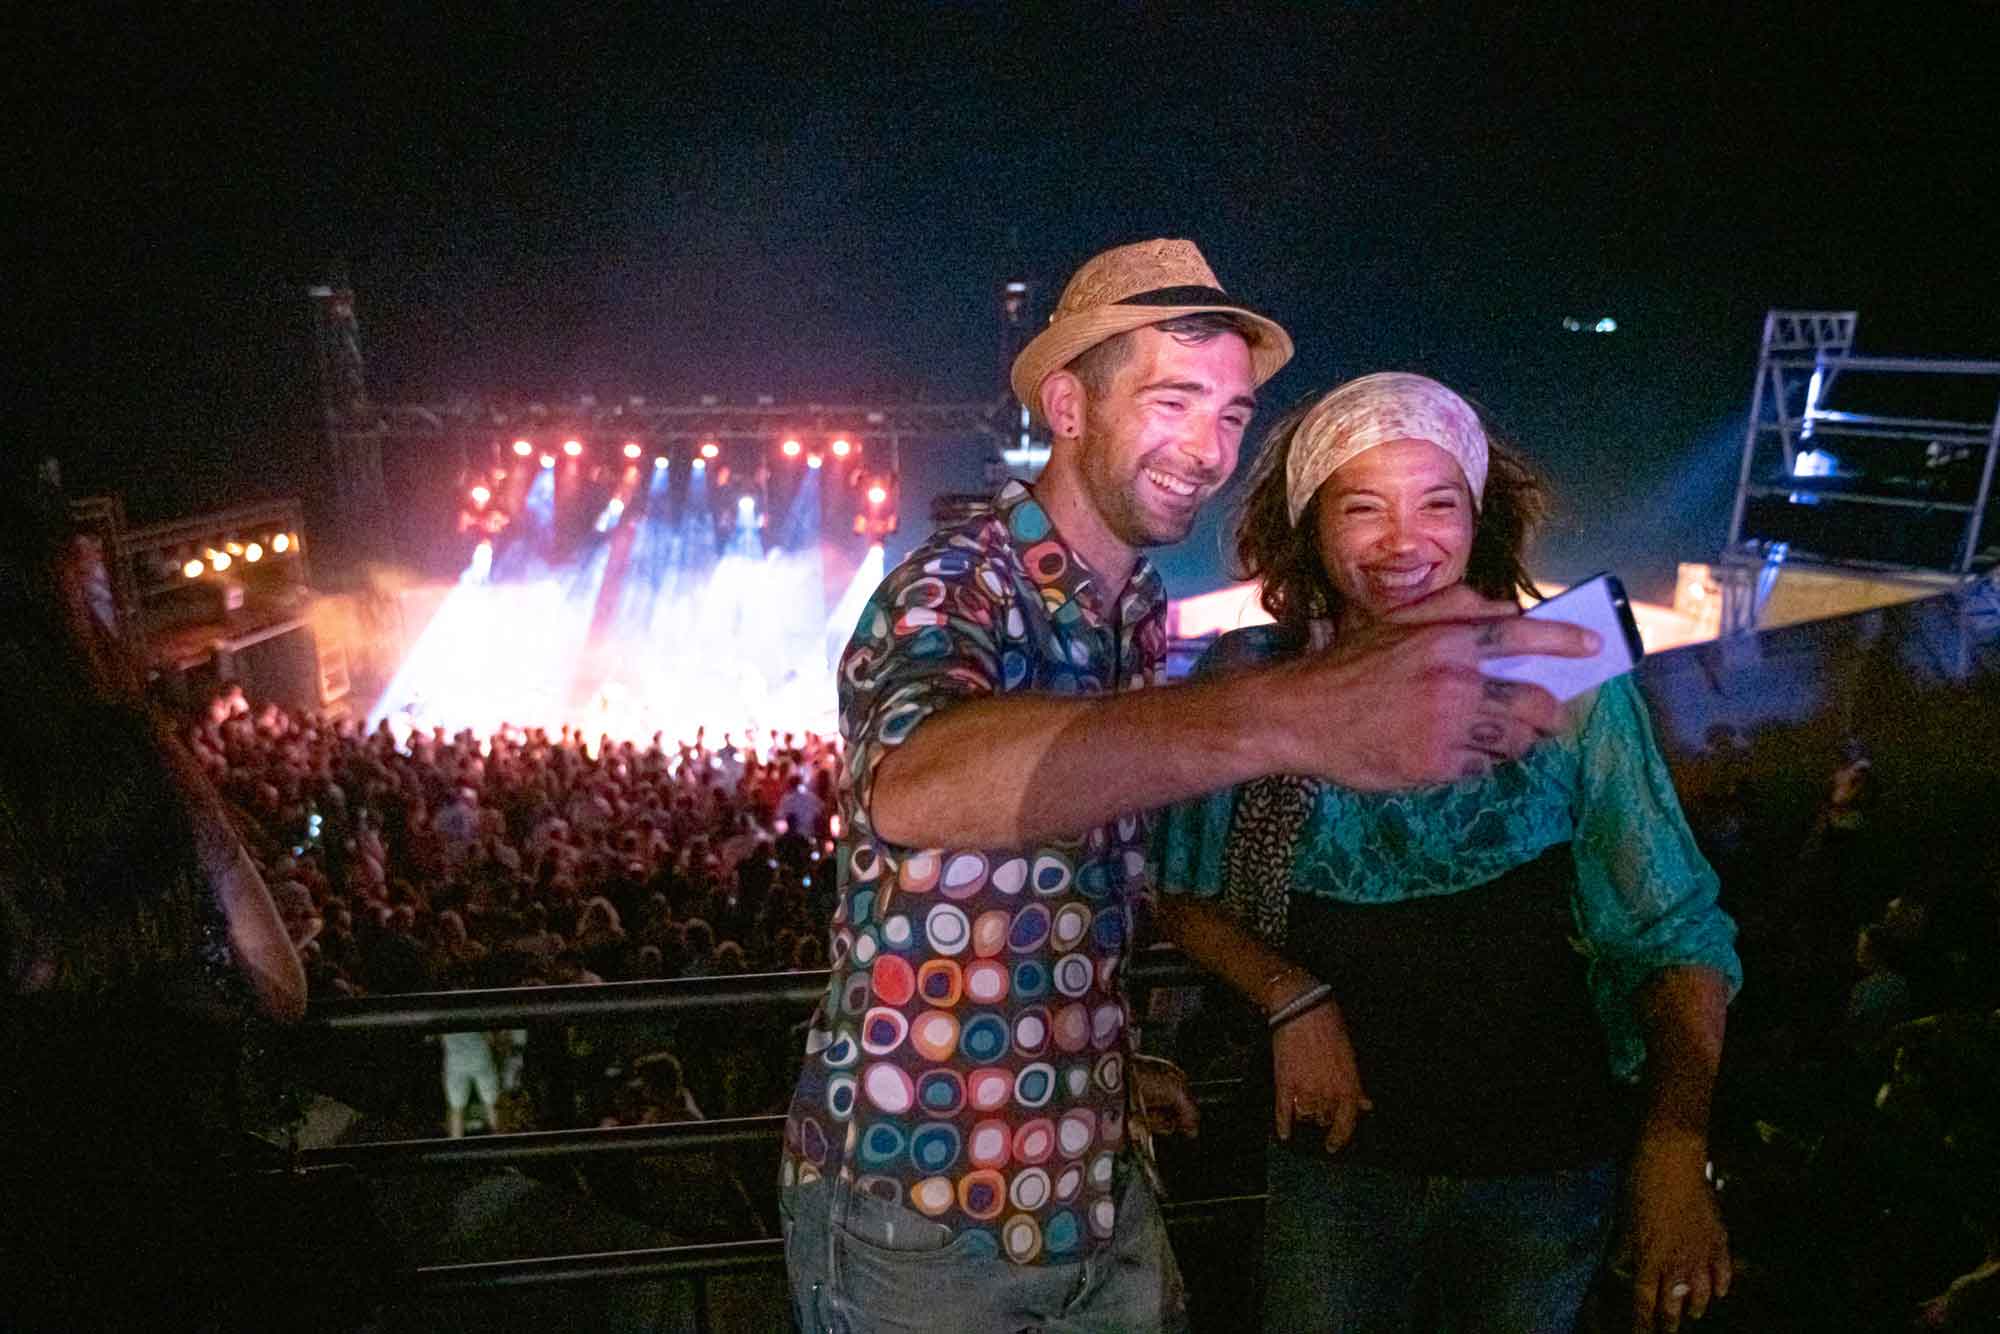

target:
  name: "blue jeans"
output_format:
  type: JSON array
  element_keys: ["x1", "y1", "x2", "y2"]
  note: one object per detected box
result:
[
  {"x1": 780, "y1": 1161, "x2": 1187, "y2": 1334},
  {"x1": 1261, "y1": 1147, "x2": 1616, "y2": 1334}
]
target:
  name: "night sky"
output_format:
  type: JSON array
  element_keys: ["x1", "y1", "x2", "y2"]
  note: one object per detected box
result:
[{"x1": 20, "y1": 4, "x2": 1998, "y2": 600}]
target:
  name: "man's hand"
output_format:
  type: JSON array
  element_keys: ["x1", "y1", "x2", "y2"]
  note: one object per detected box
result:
[
  {"x1": 1272, "y1": 586, "x2": 1599, "y2": 789},
  {"x1": 1618, "y1": 1137, "x2": 1732, "y2": 1333},
  {"x1": 1271, "y1": 996, "x2": 1371, "y2": 1152},
  {"x1": 1130, "y1": 1057, "x2": 1201, "y2": 1139}
]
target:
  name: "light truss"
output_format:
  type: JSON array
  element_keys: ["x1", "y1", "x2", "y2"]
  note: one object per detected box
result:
[{"x1": 1723, "y1": 308, "x2": 2000, "y2": 633}]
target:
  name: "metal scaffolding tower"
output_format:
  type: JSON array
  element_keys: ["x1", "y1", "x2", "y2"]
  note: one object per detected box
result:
[
  {"x1": 308, "y1": 282, "x2": 394, "y2": 565},
  {"x1": 1720, "y1": 309, "x2": 2000, "y2": 631}
]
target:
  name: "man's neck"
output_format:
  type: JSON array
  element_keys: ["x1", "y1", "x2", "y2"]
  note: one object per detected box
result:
[{"x1": 1030, "y1": 450, "x2": 1139, "y2": 597}]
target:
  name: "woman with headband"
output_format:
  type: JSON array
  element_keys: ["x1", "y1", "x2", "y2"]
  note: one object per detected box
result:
[{"x1": 1153, "y1": 373, "x2": 1741, "y2": 1333}]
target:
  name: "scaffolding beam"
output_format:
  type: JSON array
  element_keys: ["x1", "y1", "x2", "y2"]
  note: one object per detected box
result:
[{"x1": 1723, "y1": 309, "x2": 2000, "y2": 633}]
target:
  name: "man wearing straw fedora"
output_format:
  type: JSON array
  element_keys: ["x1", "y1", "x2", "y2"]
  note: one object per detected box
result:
[{"x1": 778, "y1": 239, "x2": 1598, "y2": 1332}]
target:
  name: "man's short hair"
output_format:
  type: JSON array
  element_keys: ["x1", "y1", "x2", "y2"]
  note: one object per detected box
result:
[{"x1": 1066, "y1": 311, "x2": 1259, "y2": 398}]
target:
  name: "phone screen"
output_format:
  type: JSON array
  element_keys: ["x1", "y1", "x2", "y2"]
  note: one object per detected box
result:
[{"x1": 1481, "y1": 573, "x2": 1644, "y2": 701}]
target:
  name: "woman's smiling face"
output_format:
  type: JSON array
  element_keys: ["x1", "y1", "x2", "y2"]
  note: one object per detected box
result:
[{"x1": 1313, "y1": 438, "x2": 1476, "y2": 626}]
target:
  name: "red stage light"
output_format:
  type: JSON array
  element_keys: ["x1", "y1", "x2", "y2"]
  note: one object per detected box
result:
[
  {"x1": 867, "y1": 483, "x2": 889, "y2": 506},
  {"x1": 622, "y1": 442, "x2": 642, "y2": 460},
  {"x1": 470, "y1": 484, "x2": 492, "y2": 506},
  {"x1": 831, "y1": 437, "x2": 853, "y2": 458},
  {"x1": 512, "y1": 439, "x2": 534, "y2": 457},
  {"x1": 701, "y1": 441, "x2": 720, "y2": 460},
  {"x1": 807, "y1": 454, "x2": 823, "y2": 470},
  {"x1": 562, "y1": 439, "x2": 583, "y2": 457},
  {"x1": 781, "y1": 438, "x2": 802, "y2": 457}
]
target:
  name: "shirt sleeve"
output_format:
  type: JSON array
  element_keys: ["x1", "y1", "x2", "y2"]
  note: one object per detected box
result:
[
  {"x1": 837, "y1": 540, "x2": 1004, "y2": 847},
  {"x1": 1568, "y1": 674, "x2": 1744, "y2": 1081}
]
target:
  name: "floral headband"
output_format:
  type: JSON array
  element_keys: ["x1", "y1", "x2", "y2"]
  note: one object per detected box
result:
[{"x1": 1284, "y1": 372, "x2": 1489, "y2": 525}]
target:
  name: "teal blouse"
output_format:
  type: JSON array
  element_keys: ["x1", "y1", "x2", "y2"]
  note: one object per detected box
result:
[{"x1": 1154, "y1": 624, "x2": 1742, "y2": 1083}]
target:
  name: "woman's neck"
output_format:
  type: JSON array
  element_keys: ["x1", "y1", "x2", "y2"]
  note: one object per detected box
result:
[{"x1": 1331, "y1": 606, "x2": 1381, "y2": 646}]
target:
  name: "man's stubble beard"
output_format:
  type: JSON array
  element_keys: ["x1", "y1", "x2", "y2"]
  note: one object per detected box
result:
[{"x1": 1078, "y1": 426, "x2": 1198, "y2": 553}]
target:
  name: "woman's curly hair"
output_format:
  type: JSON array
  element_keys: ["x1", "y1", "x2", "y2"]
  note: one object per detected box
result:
[{"x1": 1231, "y1": 388, "x2": 1552, "y2": 644}]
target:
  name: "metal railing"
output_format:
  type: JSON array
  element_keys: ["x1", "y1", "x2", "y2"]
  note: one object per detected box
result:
[{"x1": 282, "y1": 950, "x2": 1259, "y2": 1314}]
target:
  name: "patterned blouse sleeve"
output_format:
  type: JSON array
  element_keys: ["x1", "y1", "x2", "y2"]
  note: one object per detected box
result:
[
  {"x1": 1153, "y1": 787, "x2": 1236, "y2": 900},
  {"x1": 838, "y1": 541, "x2": 1004, "y2": 847},
  {"x1": 1568, "y1": 674, "x2": 1744, "y2": 1081}
]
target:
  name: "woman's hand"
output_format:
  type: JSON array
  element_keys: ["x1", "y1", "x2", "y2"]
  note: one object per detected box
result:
[
  {"x1": 1271, "y1": 994, "x2": 1371, "y2": 1152},
  {"x1": 1618, "y1": 1136, "x2": 1732, "y2": 1333}
]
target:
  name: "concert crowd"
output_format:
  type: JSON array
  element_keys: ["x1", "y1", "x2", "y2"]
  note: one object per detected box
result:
[
  {"x1": 191, "y1": 685, "x2": 839, "y2": 1001},
  {"x1": 193, "y1": 683, "x2": 2000, "y2": 1329}
]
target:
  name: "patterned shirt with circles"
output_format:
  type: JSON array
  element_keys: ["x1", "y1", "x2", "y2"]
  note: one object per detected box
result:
[{"x1": 782, "y1": 481, "x2": 1167, "y2": 1265}]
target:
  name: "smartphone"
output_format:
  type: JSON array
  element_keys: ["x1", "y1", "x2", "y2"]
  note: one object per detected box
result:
[{"x1": 1481, "y1": 573, "x2": 1644, "y2": 701}]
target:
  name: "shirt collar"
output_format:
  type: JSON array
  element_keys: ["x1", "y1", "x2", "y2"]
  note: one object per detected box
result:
[{"x1": 994, "y1": 481, "x2": 1165, "y2": 625}]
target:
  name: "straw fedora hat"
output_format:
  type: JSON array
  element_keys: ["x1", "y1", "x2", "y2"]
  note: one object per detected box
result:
[{"x1": 1009, "y1": 238, "x2": 1293, "y2": 425}]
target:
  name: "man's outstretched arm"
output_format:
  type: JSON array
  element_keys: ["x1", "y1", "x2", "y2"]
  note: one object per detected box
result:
[{"x1": 872, "y1": 588, "x2": 1599, "y2": 849}]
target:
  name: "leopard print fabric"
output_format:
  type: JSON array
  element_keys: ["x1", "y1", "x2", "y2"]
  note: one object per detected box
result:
[{"x1": 1219, "y1": 774, "x2": 1317, "y2": 948}]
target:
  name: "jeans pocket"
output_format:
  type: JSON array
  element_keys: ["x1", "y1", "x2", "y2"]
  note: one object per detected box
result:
[
  {"x1": 826, "y1": 1198, "x2": 993, "y2": 1334},
  {"x1": 831, "y1": 1192, "x2": 972, "y2": 1262}
]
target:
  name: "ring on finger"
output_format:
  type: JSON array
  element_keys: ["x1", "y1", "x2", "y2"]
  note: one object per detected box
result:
[{"x1": 1668, "y1": 1281, "x2": 1693, "y2": 1299}]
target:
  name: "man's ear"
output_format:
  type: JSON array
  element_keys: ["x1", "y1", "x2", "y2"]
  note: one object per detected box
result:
[{"x1": 1040, "y1": 371, "x2": 1086, "y2": 441}]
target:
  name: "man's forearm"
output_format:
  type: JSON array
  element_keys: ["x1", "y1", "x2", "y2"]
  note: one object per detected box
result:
[
  {"x1": 1635, "y1": 965, "x2": 1730, "y2": 1154},
  {"x1": 871, "y1": 666, "x2": 1296, "y2": 849},
  {"x1": 868, "y1": 586, "x2": 1603, "y2": 850}
]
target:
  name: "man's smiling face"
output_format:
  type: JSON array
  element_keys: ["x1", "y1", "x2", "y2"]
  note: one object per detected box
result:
[{"x1": 1076, "y1": 324, "x2": 1257, "y2": 550}]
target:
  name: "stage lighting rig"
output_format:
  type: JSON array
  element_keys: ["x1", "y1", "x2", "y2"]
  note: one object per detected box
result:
[
  {"x1": 857, "y1": 472, "x2": 900, "y2": 538},
  {"x1": 513, "y1": 439, "x2": 534, "y2": 457},
  {"x1": 563, "y1": 439, "x2": 583, "y2": 457}
]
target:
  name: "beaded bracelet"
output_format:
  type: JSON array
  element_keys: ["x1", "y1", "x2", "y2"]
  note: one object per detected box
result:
[{"x1": 1266, "y1": 981, "x2": 1335, "y2": 1030}]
